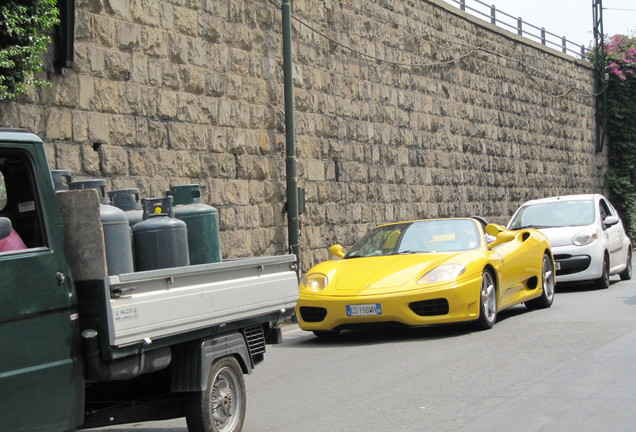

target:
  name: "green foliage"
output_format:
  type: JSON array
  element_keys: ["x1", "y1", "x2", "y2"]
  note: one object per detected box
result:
[
  {"x1": 605, "y1": 34, "x2": 636, "y2": 238},
  {"x1": 0, "y1": 0, "x2": 59, "y2": 100}
]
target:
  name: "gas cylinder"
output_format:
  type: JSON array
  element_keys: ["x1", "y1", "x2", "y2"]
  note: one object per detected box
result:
[
  {"x1": 169, "y1": 184, "x2": 222, "y2": 264},
  {"x1": 108, "y1": 188, "x2": 144, "y2": 228},
  {"x1": 68, "y1": 179, "x2": 134, "y2": 276},
  {"x1": 51, "y1": 170, "x2": 72, "y2": 191},
  {"x1": 132, "y1": 196, "x2": 190, "y2": 271}
]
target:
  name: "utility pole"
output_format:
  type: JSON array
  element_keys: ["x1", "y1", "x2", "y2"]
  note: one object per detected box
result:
[{"x1": 282, "y1": 0, "x2": 301, "y2": 275}]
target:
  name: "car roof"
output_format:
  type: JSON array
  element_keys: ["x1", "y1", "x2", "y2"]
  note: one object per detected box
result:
[{"x1": 519, "y1": 194, "x2": 603, "y2": 206}]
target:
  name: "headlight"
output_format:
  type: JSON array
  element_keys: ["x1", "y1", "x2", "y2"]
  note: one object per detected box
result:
[
  {"x1": 418, "y1": 264, "x2": 466, "y2": 284},
  {"x1": 572, "y1": 229, "x2": 599, "y2": 246},
  {"x1": 299, "y1": 273, "x2": 329, "y2": 292}
]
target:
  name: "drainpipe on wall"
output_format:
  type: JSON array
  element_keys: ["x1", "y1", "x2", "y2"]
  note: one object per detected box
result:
[
  {"x1": 55, "y1": 0, "x2": 75, "y2": 71},
  {"x1": 593, "y1": 0, "x2": 607, "y2": 153},
  {"x1": 282, "y1": 0, "x2": 301, "y2": 276}
]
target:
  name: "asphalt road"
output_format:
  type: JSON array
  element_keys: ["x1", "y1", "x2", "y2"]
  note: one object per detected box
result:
[{"x1": 91, "y1": 274, "x2": 636, "y2": 432}]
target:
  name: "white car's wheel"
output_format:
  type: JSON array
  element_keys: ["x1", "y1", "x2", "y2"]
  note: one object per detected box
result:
[
  {"x1": 595, "y1": 255, "x2": 610, "y2": 289},
  {"x1": 619, "y1": 249, "x2": 632, "y2": 281},
  {"x1": 475, "y1": 270, "x2": 497, "y2": 330}
]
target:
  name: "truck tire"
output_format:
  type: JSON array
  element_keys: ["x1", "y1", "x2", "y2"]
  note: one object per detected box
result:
[{"x1": 185, "y1": 356, "x2": 246, "y2": 432}]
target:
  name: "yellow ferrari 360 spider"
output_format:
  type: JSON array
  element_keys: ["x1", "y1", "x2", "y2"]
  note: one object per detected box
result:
[{"x1": 296, "y1": 218, "x2": 555, "y2": 337}]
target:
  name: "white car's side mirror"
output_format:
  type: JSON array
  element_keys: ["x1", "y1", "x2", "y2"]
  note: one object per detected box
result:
[{"x1": 604, "y1": 215, "x2": 620, "y2": 227}]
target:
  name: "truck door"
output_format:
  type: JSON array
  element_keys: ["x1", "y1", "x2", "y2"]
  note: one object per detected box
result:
[{"x1": 0, "y1": 144, "x2": 83, "y2": 430}]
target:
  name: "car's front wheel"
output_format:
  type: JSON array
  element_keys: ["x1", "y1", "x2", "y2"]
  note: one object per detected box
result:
[
  {"x1": 595, "y1": 255, "x2": 610, "y2": 289},
  {"x1": 619, "y1": 248, "x2": 632, "y2": 281},
  {"x1": 525, "y1": 254, "x2": 555, "y2": 310},
  {"x1": 313, "y1": 329, "x2": 341, "y2": 339},
  {"x1": 475, "y1": 270, "x2": 497, "y2": 330}
]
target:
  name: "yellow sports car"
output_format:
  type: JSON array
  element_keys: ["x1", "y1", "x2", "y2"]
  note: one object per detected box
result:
[{"x1": 296, "y1": 218, "x2": 555, "y2": 337}]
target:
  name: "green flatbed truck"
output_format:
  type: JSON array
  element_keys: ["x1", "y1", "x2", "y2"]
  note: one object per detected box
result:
[{"x1": 0, "y1": 129, "x2": 298, "y2": 432}]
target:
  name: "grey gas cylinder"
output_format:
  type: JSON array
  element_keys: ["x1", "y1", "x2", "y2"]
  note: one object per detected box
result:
[
  {"x1": 108, "y1": 188, "x2": 144, "y2": 228},
  {"x1": 132, "y1": 196, "x2": 190, "y2": 271},
  {"x1": 169, "y1": 184, "x2": 222, "y2": 265},
  {"x1": 68, "y1": 179, "x2": 134, "y2": 276},
  {"x1": 51, "y1": 170, "x2": 72, "y2": 191}
]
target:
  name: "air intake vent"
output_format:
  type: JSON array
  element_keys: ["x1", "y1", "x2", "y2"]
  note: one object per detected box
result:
[
  {"x1": 409, "y1": 298, "x2": 449, "y2": 316},
  {"x1": 299, "y1": 306, "x2": 327, "y2": 322},
  {"x1": 244, "y1": 325, "x2": 266, "y2": 358}
]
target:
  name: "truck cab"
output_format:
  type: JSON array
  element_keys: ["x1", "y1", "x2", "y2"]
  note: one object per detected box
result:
[{"x1": 0, "y1": 130, "x2": 84, "y2": 429}]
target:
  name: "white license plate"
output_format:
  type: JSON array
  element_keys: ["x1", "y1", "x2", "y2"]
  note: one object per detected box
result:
[
  {"x1": 346, "y1": 303, "x2": 382, "y2": 316},
  {"x1": 555, "y1": 262, "x2": 561, "y2": 270}
]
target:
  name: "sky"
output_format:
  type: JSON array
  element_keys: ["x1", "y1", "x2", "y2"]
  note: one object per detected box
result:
[{"x1": 444, "y1": 0, "x2": 636, "y2": 48}]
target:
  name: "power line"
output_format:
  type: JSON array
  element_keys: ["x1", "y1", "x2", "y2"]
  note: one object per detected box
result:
[{"x1": 265, "y1": 0, "x2": 603, "y2": 98}]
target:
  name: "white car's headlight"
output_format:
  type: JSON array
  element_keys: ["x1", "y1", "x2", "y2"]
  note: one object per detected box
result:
[
  {"x1": 572, "y1": 229, "x2": 599, "y2": 246},
  {"x1": 418, "y1": 264, "x2": 466, "y2": 284},
  {"x1": 299, "y1": 273, "x2": 329, "y2": 292}
]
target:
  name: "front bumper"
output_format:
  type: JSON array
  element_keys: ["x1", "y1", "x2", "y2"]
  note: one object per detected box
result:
[
  {"x1": 296, "y1": 273, "x2": 483, "y2": 331},
  {"x1": 552, "y1": 242, "x2": 604, "y2": 283}
]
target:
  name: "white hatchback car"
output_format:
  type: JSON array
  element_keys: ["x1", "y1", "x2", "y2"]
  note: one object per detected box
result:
[{"x1": 507, "y1": 194, "x2": 632, "y2": 288}]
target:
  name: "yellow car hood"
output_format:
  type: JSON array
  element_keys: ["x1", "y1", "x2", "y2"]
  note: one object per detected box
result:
[{"x1": 329, "y1": 253, "x2": 460, "y2": 294}]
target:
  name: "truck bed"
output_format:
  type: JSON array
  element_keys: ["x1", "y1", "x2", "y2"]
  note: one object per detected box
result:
[{"x1": 81, "y1": 255, "x2": 298, "y2": 348}]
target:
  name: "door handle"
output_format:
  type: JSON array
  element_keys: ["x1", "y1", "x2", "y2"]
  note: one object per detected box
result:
[{"x1": 56, "y1": 272, "x2": 66, "y2": 285}]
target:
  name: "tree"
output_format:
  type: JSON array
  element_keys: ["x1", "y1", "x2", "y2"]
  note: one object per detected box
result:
[
  {"x1": 0, "y1": 0, "x2": 59, "y2": 100},
  {"x1": 604, "y1": 34, "x2": 636, "y2": 238}
]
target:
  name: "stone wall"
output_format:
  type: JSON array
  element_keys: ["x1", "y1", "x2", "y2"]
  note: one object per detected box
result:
[{"x1": 0, "y1": 0, "x2": 606, "y2": 271}]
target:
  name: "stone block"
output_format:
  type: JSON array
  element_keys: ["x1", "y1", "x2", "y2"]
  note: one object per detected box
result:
[
  {"x1": 87, "y1": 113, "x2": 111, "y2": 144},
  {"x1": 101, "y1": 145, "x2": 129, "y2": 175},
  {"x1": 46, "y1": 109, "x2": 73, "y2": 140}
]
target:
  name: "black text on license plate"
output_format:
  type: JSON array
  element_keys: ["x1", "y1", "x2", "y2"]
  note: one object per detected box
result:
[{"x1": 346, "y1": 303, "x2": 382, "y2": 316}]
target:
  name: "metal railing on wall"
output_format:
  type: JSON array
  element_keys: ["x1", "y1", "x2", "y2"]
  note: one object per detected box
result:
[{"x1": 444, "y1": 0, "x2": 588, "y2": 59}]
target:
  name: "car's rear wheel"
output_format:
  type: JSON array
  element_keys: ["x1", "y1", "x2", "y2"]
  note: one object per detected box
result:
[
  {"x1": 475, "y1": 270, "x2": 497, "y2": 330},
  {"x1": 525, "y1": 254, "x2": 555, "y2": 310},
  {"x1": 595, "y1": 255, "x2": 610, "y2": 289},
  {"x1": 619, "y1": 248, "x2": 632, "y2": 281}
]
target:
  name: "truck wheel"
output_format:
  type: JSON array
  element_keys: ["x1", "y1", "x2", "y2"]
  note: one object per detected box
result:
[{"x1": 185, "y1": 356, "x2": 246, "y2": 432}]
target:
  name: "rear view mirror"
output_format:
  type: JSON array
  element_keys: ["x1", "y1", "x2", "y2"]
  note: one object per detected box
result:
[
  {"x1": 604, "y1": 215, "x2": 619, "y2": 227},
  {"x1": 0, "y1": 217, "x2": 11, "y2": 240},
  {"x1": 328, "y1": 244, "x2": 346, "y2": 258},
  {"x1": 485, "y1": 224, "x2": 515, "y2": 249}
]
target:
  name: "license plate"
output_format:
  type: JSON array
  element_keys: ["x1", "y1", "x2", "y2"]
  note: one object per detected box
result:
[
  {"x1": 346, "y1": 303, "x2": 382, "y2": 316},
  {"x1": 555, "y1": 262, "x2": 561, "y2": 270}
]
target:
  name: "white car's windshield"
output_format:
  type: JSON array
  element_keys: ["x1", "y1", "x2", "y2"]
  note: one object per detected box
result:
[
  {"x1": 346, "y1": 219, "x2": 481, "y2": 258},
  {"x1": 509, "y1": 200, "x2": 595, "y2": 229}
]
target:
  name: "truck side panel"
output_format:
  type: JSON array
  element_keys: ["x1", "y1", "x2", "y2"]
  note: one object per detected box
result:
[
  {"x1": 0, "y1": 141, "x2": 84, "y2": 431},
  {"x1": 105, "y1": 255, "x2": 298, "y2": 347}
]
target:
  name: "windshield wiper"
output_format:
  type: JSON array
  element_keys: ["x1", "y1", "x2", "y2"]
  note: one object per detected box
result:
[{"x1": 514, "y1": 224, "x2": 552, "y2": 229}]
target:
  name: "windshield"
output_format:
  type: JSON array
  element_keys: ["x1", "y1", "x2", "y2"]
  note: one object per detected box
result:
[
  {"x1": 509, "y1": 200, "x2": 596, "y2": 229},
  {"x1": 345, "y1": 219, "x2": 481, "y2": 258}
]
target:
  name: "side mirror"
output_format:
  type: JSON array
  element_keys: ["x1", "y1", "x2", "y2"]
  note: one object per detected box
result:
[
  {"x1": 0, "y1": 217, "x2": 12, "y2": 240},
  {"x1": 328, "y1": 244, "x2": 346, "y2": 258},
  {"x1": 485, "y1": 224, "x2": 515, "y2": 249},
  {"x1": 604, "y1": 215, "x2": 619, "y2": 228}
]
